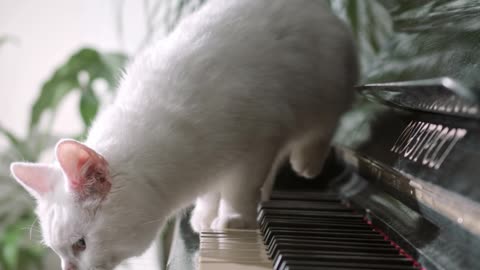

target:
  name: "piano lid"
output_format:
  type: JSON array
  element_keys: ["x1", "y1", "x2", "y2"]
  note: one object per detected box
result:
[{"x1": 358, "y1": 78, "x2": 480, "y2": 119}]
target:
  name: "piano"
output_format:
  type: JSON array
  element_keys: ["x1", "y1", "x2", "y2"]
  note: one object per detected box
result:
[{"x1": 158, "y1": 1, "x2": 480, "y2": 270}]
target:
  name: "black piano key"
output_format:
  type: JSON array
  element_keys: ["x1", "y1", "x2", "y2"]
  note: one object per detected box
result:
[
  {"x1": 260, "y1": 221, "x2": 373, "y2": 234},
  {"x1": 272, "y1": 248, "x2": 404, "y2": 258},
  {"x1": 271, "y1": 247, "x2": 400, "y2": 263},
  {"x1": 259, "y1": 216, "x2": 368, "y2": 230},
  {"x1": 283, "y1": 267, "x2": 416, "y2": 270},
  {"x1": 258, "y1": 211, "x2": 367, "y2": 229},
  {"x1": 273, "y1": 250, "x2": 411, "y2": 264},
  {"x1": 258, "y1": 191, "x2": 422, "y2": 270},
  {"x1": 264, "y1": 227, "x2": 385, "y2": 241},
  {"x1": 258, "y1": 213, "x2": 372, "y2": 225},
  {"x1": 266, "y1": 227, "x2": 378, "y2": 235},
  {"x1": 259, "y1": 217, "x2": 374, "y2": 229},
  {"x1": 260, "y1": 200, "x2": 351, "y2": 211},
  {"x1": 259, "y1": 208, "x2": 365, "y2": 219},
  {"x1": 267, "y1": 240, "x2": 394, "y2": 258},
  {"x1": 279, "y1": 259, "x2": 419, "y2": 270},
  {"x1": 266, "y1": 234, "x2": 394, "y2": 249},
  {"x1": 268, "y1": 236, "x2": 392, "y2": 249},
  {"x1": 264, "y1": 228, "x2": 386, "y2": 245},
  {"x1": 258, "y1": 210, "x2": 366, "y2": 218},
  {"x1": 269, "y1": 242, "x2": 399, "y2": 259},
  {"x1": 266, "y1": 233, "x2": 390, "y2": 255},
  {"x1": 283, "y1": 267, "x2": 402, "y2": 270},
  {"x1": 261, "y1": 222, "x2": 377, "y2": 234},
  {"x1": 259, "y1": 218, "x2": 361, "y2": 228},
  {"x1": 270, "y1": 191, "x2": 341, "y2": 202},
  {"x1": 273, "y1": 253, "x2": 417, "y2": 270}
]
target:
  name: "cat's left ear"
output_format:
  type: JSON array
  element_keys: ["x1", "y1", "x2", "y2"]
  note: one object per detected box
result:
[
  {"x1": 55, "y1": 139, "x2": 111, "y2": 199},
  {"x1": 10, "y1": 163, "x2": 56, "y2": 200}
]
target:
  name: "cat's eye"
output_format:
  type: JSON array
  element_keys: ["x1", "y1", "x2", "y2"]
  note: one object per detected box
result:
[{"x1": 72, "y1": 238, "x2": 86, "y2": 253}]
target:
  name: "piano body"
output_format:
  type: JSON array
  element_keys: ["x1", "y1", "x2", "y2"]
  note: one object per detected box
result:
[{"x1": 160, "y1": 1, "x2": 480, "y2": 270}]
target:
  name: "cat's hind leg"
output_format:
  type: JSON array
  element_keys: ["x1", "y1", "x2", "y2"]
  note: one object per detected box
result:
[{"x1": 190, "y1": 192, "x2": 220, "y2": 233}]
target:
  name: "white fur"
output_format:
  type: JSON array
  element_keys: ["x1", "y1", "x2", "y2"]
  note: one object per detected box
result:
[{"x1": 11, "y1": 1, "x2": 357, "y2": 269}]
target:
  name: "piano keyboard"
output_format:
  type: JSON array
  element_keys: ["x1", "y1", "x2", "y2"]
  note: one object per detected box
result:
[
  {"x1": 199, "y1": 230, "x2": 272, "y2": 270},
  {"x1": 199, "y1": 191, "x2": 423, "y2": 270}
]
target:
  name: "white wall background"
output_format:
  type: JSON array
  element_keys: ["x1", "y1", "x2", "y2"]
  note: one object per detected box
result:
[{"x1": 0, "y1": 0, "x2": 147, "y2": 146}]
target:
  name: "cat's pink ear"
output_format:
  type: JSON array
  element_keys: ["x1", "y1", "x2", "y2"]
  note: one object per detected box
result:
[
  {"x1": 10, "y1": 162, "x2": 56, "y2": 199},
  {"x1": 55, "y1": 139, "x2": 111, "y2": 199}
]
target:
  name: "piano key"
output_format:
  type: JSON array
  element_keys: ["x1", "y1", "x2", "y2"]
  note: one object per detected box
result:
[
  {"x1": 266, "y1": 234, "x2": 392, "y2": 253},
  {"x1": 264, "y1": 228, "x2": 386, "y2": 246},
  {"x1": 199, "y1": 229, "x2": 273, "y2": 270},
  {"x1": 258, "y1": 213, "x2": 366, "y2": 229},
  {"x1": 261, "y1": 221, "x2": 376, "y2": 233},
  {"x1": 258, "y1": 213, "x2": 371, "y2": 224},
  {"x1": 259, "y1": 218, "x2": 374, "y2": 230},
  {"x1": 198, "y1": 190, "x2": 423, "y2": 270},
  {"x1": 260, "y1": 200, "x2": 351, "y2": 211},
  {"x1": 267, "y1": 236, "x2": 392, "y2": 247},
  {"x1": 270, "y1": 248, "x2": 404, "y2": 258},
  {"x1": 258, "y1": 209, "x2": 365, "y2": 222},
  {"x1": 266, "y1": 227, "x2": 378, "y2": 236},
  {"x1": 275, "y1": 252, "x2": 412, "y2": 264},
  {"x1": 279, "y1": 259, "x2": 419, "y2": 270},
  {"x1": 268, "y1": 242, "x2": 400, "y2": 259},
  {"x1": 283, "y1": 267, "x2": 406, "y2": 270},
  {"x1": 270, "y1": 191, "x2": 341, "y2": 202},
  {"x1": 199, "y1": 262, "x2": 272, "y2": 270}
]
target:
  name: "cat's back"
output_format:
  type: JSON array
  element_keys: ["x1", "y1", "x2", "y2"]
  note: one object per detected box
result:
[{"x1": 115, "y1": 0, "x2": 356, "y2": 123}]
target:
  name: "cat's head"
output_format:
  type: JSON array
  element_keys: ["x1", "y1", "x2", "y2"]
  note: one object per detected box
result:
[{"x1": 10, "y1": 139, "x2": 159, "y2": 270}]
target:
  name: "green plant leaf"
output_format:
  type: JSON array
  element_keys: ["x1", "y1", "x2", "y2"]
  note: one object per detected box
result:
[
  {"x1": 0, "y1": 35, "x2": 19, "y2": 49},
  {"x1": 0, "y1": 124, "x2": 38, "y2": 161},
  {"x1": 100, "y1": 53, "x2": 128, "y2": 88},
  {"x1": 329, "y1": 0, "x2": 393, "y2": 79},
  {"x1": 346, "y1": 0, "x2": 359, "y2": 40},
  {"x1": 80, "y1": 87, "x2": 99, "y2": 127},
  {"x1": 3, "y1": 233, "x2": 19, "y2": 270},
  {"x1": 0, "y1": 124, "x2": 20, "y2": 148},
  {"x1": 29, "y1": 48, "x2": 128, "y2": 130},
  {"x1": 0, "y1": 212, "x2": 43, "y2": 270}
]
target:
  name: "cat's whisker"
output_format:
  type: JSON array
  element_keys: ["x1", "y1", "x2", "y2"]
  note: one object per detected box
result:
[
  {"x1": 27, "y1": 218, "x2": 39, "y2": 241},
  {"x1": 140, "y1": 218, "x2": 164, "y2": 225}
]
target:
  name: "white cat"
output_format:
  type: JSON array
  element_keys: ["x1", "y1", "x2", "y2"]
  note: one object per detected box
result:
[{"x1": 10, "y1": 0, "x2": 357, "y2": 269}]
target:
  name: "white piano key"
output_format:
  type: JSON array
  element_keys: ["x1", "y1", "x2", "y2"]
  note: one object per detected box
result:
[{"x1": 198, "y1": 229, "x2": 272, "y2": 270}]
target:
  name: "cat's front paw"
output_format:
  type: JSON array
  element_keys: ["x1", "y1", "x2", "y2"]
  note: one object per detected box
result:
[
  {"x1": 190, "y1": 209, "x2": 217, "y2": 233},
  {"x1": 290, "y1": 150, "x2": 325, "y2": 179},
  {"x1": 210, "y1": 214, "x2": 257, "y2": 230}
]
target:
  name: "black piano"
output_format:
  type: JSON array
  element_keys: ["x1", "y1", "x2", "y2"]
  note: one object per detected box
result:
[{"x1": 159, "y1": 1, "x2": 480, "y2": 270}]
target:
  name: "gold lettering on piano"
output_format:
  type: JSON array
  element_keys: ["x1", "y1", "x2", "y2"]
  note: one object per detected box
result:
[{"x1": 391, "y1": 121, "x2": 467, "y2": 169}]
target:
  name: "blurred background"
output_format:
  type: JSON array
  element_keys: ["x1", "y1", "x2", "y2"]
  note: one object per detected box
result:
[{"x1": 0, "y1": 0, "x2": 435, "y2": 269}]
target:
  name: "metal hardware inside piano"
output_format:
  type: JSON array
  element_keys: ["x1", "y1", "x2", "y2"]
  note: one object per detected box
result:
[{"x1": 160, "y1": 1, "x2": 480, "y2": 269}]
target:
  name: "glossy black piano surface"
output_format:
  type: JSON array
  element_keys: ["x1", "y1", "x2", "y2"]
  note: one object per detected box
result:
[{"x1": 159, "y1": 1, "x2": 480, "y2": 270}]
